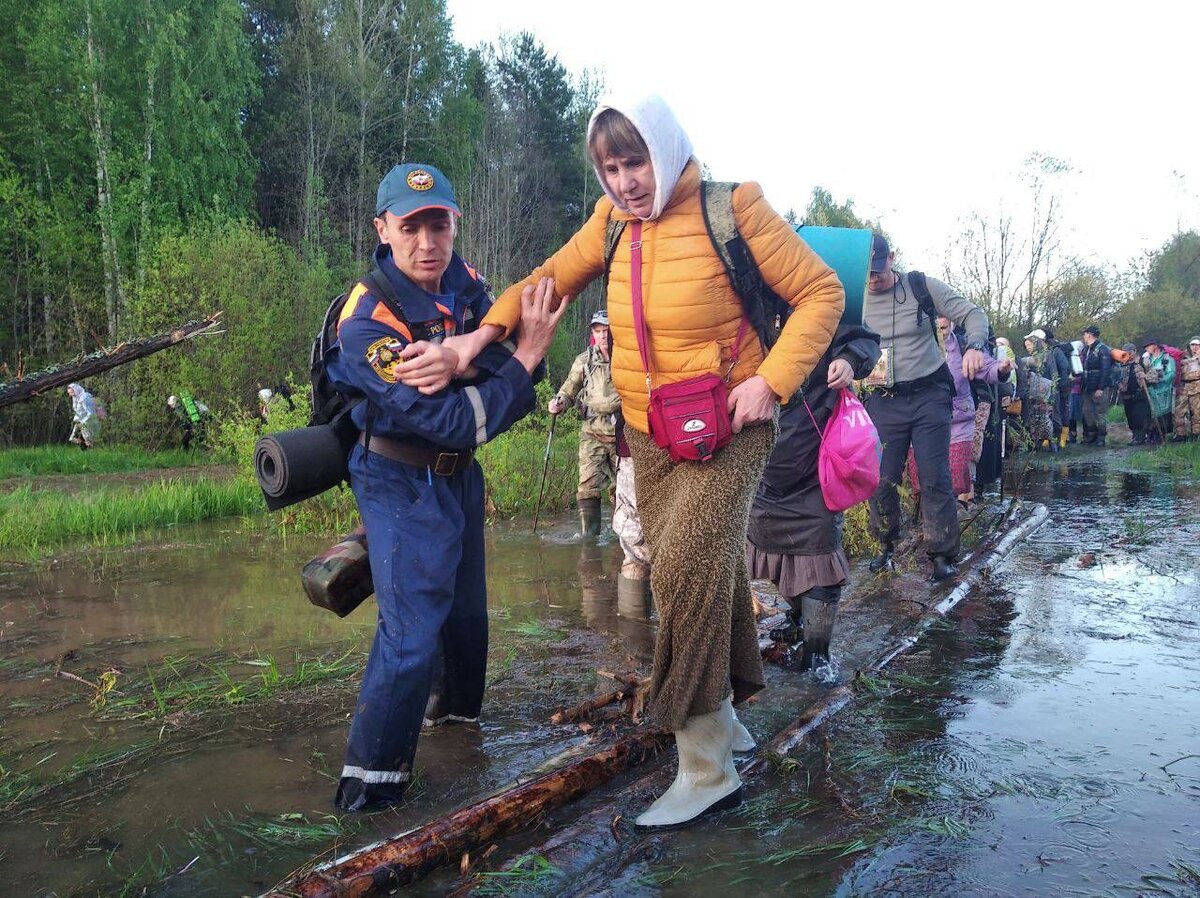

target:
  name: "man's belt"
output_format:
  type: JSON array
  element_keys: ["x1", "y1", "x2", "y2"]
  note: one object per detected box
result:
[
  {"x1": 873, "y1": 365, "x2": 953, "y2": 398},
  {"x1": 358, "y1": 433, "x2": 474, "y2": 476}
]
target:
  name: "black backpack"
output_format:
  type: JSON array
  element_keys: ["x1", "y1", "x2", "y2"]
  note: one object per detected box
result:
[
  {"x1": 601, "y1": 181, "x2": 790, "y2": 350},
  {"x1": 904, "y1": 271, "x2": 940, "y2": 336}
]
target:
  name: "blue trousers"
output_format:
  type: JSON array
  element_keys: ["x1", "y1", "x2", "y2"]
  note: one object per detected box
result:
[{"x1": 335, "y1": 443, "x2": 488, "y2": 811}]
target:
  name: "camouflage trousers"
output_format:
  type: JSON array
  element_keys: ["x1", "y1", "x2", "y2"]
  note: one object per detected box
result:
[
  {"x1": 577, "y1": 430, "x2": 618, "y2": 502},
  {"x1": 1176, "y1": 381, "x2": 1200, "y2": 436},
  {"x1": 613, "y1": 456, "x2": 650, "y2": 578}
]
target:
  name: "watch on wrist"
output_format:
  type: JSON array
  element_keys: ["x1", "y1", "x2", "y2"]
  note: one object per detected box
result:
[{"x1": 965, "y1": 341, "x2": 986, "y2": 353}]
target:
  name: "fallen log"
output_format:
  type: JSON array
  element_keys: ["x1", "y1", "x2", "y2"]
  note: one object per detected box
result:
[
  {"x1": 263, "y1": 729, "x2": 670, "y2": 898},
  {"x1": 0, "y1": 314, "x2": 223, "y2": 409}
]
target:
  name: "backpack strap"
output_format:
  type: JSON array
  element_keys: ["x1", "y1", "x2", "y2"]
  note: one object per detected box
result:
[
  {"x1": 600, "y1": 214, "x2": 626, "y2": 308},
  {"x1": 700, "y1": 180, "x2": 784, "y2": 349},
  {"x1": 905, "y1": 271, "x2": 939, "y2": 336}
]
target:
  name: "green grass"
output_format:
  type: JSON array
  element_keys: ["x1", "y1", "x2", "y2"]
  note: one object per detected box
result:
[
  {"x1": 100, "y1": 648, "x2": 365, "y2": 720},
  {"x1": 1129, "y1": 440, "x2": 1200, "y2": 479},
  {"x1": 477, "y1": 422, "x2": 579, "y2": 518},
  {"x1": 475, "y1": 855, "x2": 562, "y2": 896},
  {"x1": 0, "y1": 477, "x2": 262, "y2": 555},
  {"x1": 1106, "y1": 403, "x2": 1127, "y2": 424},
  {"x1": 0, "y1": 444, "x2": 218, "y2": 479}
]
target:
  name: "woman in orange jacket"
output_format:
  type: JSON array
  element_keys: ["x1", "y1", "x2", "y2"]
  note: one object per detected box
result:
[{"x1": 403, "y1": 93, "x2": 844, "y2": 829}]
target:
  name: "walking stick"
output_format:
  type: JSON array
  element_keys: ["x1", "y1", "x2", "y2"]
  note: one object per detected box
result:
[{"x1": 532, "y1": 413, "x2": 558, "y2": 533}]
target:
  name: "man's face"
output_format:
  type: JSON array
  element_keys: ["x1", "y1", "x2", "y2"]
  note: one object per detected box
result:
[
  {"x1": 600, "y1": 152, "x2": 656, "y2": 219},
  {"x1": 374, "y1": 208, "x2": 455, "y2": 292},
  {"x1": 1082, "y1": 332, "x2": 1096, "y2": 346},
  {"x1": 1024, "y1": 339, "x2": 1036, "y2": 354},
  {"x1": 867, "y1": 254, "x2": 896, "y2": 293},
  {"x1": 591, "y1": 324, "x2": 610, "y2": 356}
]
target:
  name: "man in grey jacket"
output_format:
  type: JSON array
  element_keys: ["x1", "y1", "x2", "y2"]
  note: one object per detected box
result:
[{"x1": 863, "y1": 234, "x2": 991, "y2": 582}]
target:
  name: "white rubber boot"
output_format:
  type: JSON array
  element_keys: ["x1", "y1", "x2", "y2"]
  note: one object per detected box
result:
[
  {"x1": 731, "y1": 707, "x2": 756, "y2": 753},
  {"x1": 635, "y1": 698, "x2": 742, "y2": 829}
]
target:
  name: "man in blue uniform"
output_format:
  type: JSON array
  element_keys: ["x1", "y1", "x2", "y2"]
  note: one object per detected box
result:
[{"x1": 326, "y1": 162, "x2": 565, "y2": 811}]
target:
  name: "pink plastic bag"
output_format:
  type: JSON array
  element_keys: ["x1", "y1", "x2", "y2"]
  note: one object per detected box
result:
[{"x1": 807, "y1": 388, "x2": 881, "y2": 512}]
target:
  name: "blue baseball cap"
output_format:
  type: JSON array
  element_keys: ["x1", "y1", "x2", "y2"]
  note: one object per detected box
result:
[
  {"x1": 375, "y1": 163, "x2": 460, "y2": 219},
  {"x1": 870, "y1": 233, "x2": 891, "y2": 273}
]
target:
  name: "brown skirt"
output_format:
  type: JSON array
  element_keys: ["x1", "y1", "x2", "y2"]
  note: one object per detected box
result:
[
  {"x1": 746, "y1": 544, "x2": 850, "y2": 598},
  {"x1": 627, "y1": 422, "x2": 776, "y2": 731}
]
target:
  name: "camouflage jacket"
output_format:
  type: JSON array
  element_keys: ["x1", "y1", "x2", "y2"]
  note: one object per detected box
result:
[{"x1": 557, "y1": 346, "x2": 621, "y2": 437}]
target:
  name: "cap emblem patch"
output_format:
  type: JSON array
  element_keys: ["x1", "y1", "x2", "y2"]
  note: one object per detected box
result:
[{"x1": 407, "y1": 169, "x2": 434, "y2": 191}]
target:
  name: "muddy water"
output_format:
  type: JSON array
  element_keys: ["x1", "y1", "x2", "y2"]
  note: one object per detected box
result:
[
  {"x1": 3, "y1": 455, "x2": 1198, "y2": 897},
  {"x1": 0, "y1": 515, "x2": 647, "y2": 896},
  {"x1": 570, "y1": 458, "x2": 1199, "y2": 898}
]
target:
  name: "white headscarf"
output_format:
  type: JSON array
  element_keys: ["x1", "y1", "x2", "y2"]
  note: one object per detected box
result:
[
  {"x1": 587, "y1": 93, "x2": 693, "y2": 221},
  {"x1": 68, "y1": 383, "x2": 96, "y2": 420}
]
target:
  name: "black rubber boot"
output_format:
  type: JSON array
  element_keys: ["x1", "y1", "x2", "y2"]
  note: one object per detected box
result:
[
  {"x1": 869, "y1": 545, "x2": 895, "y2": 573},
  {"x1": 799, "y1": 585, "x2": 841, "y2": 671},
  {"x1": 578, "y1": 497, "x2": 602, "y2": 537},
  {"x1": 768, "y1": 604, "x2": 804, "y2": 645},
  {"x1": 929, "y1": 554, "x2": 958, "y2": 583}
]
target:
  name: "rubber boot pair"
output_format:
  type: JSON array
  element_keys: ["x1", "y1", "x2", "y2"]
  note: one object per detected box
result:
[
  {"x1": 578, "y1": 497, "x2": 602, "y2": 537},
  {"x1": 635, "y1": 698, "x2": 743, "y2": 829}
]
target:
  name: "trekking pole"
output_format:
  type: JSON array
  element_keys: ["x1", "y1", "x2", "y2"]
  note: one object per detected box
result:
[{"x1": 532, "y1": 413, "x2": 558, "y2": 534}]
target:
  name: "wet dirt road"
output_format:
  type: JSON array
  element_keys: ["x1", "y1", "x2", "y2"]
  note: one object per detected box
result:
[{"x1": 1, "y1": 450, "x2": 1197, "y2": 897}]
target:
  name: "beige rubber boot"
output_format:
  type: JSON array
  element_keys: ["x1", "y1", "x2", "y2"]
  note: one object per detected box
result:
[
  {"x1": 731, "y1": 706, "x2": 756, "y2": 753},
  {"x1": 616, "y1": 572, "x2": 652, "y2": 619},
  {"x1": 635, "y1": 698, "x2": 742, "y2": 828}
]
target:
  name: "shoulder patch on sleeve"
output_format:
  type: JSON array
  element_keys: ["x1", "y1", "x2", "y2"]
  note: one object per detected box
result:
[
  {"x1": 365, "y1": 336, "x2": 406, "y2": 383},
  {"x1": 338, "y1": 283, "x2": 370, "y2": 333}
]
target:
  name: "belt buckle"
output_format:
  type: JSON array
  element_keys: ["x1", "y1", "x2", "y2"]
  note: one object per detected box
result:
[{"x1": 433, "y1": 452, "x2": 458, "y2": 476}]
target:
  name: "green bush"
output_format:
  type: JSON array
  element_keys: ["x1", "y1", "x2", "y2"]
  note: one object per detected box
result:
[
  {"x1": 1106, "y1": 403, "x2": 1127, "y2": 424},
  {"x1": 114, "y1": 218, "x2": 346, "y2": 446}
]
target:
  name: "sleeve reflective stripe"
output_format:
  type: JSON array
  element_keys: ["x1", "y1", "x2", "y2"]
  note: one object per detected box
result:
[{"x1": 464, "y1": 385, "x2": 488, "y2": 444}]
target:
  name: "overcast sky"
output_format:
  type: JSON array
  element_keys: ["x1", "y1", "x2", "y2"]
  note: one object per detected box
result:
[{"x1": 445, "y1": 0, "x2": 1200, "y2": 277}]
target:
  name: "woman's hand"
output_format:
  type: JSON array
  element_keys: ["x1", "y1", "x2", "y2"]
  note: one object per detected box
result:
[
  {"x1": 727, "y1": 375, "x2": 778, "y2": 434},
  {"x1": 826, "y1": 358, "x2": 854, "y2": 390},
  {"x1": 513, "y1": 277, "x2": 570, "y2": 374},
  {"x1": 441, "y1": 325, "x2": 503, "y2": 376},
  {"x1": 395, "y1": 341, "x2": 460, "y2": 395}
]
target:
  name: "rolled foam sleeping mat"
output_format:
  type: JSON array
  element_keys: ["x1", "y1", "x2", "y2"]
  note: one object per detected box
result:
[
  {"x1": 794, "y1": 225, "x2": 872, "y2": 327},
  {"x1": 254, "y1": 424, "x2": 350, "y2": 511}
]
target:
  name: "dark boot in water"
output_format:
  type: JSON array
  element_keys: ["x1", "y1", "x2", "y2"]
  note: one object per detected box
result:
[
  {"x1": 578, "y1": 497, "x2": 602, "y2": 537},
  {"x1": 869, "y1": 545, "x2": 895, "y2": 573},
  {"x1": 799, "y1": 585, "x2": 841, "y2": 671},
  {"x1": 929, "y1": 554, "x2": 958, "y2": 582}
]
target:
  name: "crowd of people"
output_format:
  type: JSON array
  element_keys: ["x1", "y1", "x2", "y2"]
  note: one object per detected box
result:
[{"x1": 1009, "y1": 328, "x2": 1200, "y2": 448}]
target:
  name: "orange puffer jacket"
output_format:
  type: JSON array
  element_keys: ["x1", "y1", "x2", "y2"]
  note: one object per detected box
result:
[{"x1": 481, "y1": 161, "x2": 845, "y2": 434}]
